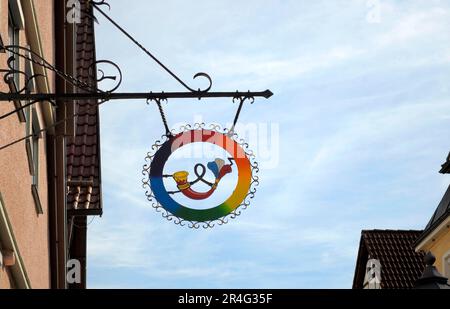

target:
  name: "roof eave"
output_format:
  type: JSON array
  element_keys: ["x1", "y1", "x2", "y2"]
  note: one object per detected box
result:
[
  {"x1": 414, "y1": 214, "x2": 450, "y2": 250},
  {"x1": 352, "y1": 233, "x2": 368, "y2": 289},
  {"x1": 440, "y1": 161, "x2": 450, "y2": 174}
]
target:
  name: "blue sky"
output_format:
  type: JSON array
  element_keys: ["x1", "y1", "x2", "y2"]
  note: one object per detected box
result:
[{"x1": 87, "y1": 0, "x2": 450, "y2": 288}]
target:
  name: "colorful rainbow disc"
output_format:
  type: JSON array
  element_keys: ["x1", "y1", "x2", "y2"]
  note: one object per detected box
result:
[{"x1": 147, "y1": 129, "x2": 253, "y2": 223}]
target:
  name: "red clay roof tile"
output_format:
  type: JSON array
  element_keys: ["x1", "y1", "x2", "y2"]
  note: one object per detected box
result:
[
  {"x1": 66, "y1": 0, "x2": 102, "y2": 215},
  {"x1": 353, "y1": 230, "x2": 425, "y2": 289}
]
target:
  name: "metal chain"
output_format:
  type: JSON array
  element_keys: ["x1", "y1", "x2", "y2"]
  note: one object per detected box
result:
[
  {"x1": 150, "y1": 95, "x2": 253, "y2": 138},
  {"x1": 229, "y1": 95, "x2": 254, "y2": 135},
  {"x1": 148, "y1": 98, "x2": 172, "y2": 137},
  {"x1": 229, "y1": 98, "x2": 244, "y2": 135}
]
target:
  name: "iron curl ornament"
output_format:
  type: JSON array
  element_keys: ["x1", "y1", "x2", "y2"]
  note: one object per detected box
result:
[
  {"x1": 0, "y1": 45, "x2": 123, "y2": 94},
  {"x1": 142, "y1": 123, "x2": 259, "y2": 229}
]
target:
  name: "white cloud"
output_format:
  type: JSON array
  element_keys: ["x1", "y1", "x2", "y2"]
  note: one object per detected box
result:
[
  {"x1": 88, "y1": 0, "x2": 450, "y2": 288},
  {"x1": 377, "y1": 7, "x2": 450, "y2": 47}
]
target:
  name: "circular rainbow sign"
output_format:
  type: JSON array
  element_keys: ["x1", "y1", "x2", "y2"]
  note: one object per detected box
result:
[{"x1": 143, "y1": 128, "x2": 257, "y2": 227}]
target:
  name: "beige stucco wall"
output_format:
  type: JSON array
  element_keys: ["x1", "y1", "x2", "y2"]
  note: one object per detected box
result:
[
  {"x1": 0, "y1": 0, "x2": 54, "y2": 289},
  {"x1": 0, "y1": 268, "x2": 13, "y2": 289},
  {"x1": 417, "y1": 217, "x2": 450, "y2": 278},
  {"x1": 33, "y1": 0, "x2": 55, "y2": 92},
  {"x1": 427, "y1": 229, "x2": 450, "y2": 276},
  {"x1": 0, "y1": 266, "x2": 14, "y2": 288}
]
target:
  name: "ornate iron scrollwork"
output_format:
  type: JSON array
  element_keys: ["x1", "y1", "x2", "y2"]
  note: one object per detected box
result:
[
  {"x1": 0, "y1": 55, "x2": 44, "y2": 94},
  {"x1": 90, "y1": 0, "x2": 111, "y2": 9},
  {"x1": 89, "y1": 60, "x2": 123, "y2": 93},
  {"x1": 88, "y1": 0, "x2": 214, "y2": 95},
  {"x1": 0, "y1": 45, "x2": 123, "y2": 95},
  {"x1": 0, "y1": 1, "x2": 272, "y2": 103}
]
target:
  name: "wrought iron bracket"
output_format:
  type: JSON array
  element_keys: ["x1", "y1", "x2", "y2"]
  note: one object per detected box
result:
[
  {"x1": 0, "y1": 90, "x2": 273, "y2": 102},
  {"x1": 0, "y1": 0, "x2": 273, "y2": 105}
]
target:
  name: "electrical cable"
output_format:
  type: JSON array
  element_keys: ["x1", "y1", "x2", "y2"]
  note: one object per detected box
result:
[
  {"x1": 72, "y1": 215, "x2": 96, "y2": 229},
  {"x1": 0, "y1": 99, "x2": 55, "y2": 121},
  {"x1": 0, "y1": 99, "x2": 109, "y2": 151}
]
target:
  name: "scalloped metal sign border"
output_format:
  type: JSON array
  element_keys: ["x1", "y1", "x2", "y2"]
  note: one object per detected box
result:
[{"x1": 142, "y1": 123, "x2": 259, "y2": 229}]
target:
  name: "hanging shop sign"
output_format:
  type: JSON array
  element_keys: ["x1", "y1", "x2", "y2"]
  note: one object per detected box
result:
[
  {"x1": 142, "y1": 125, "x2": 259, "y2": 229},
  {"x1": 0, "y1": 0, "x2": 272, "y2": 228}
]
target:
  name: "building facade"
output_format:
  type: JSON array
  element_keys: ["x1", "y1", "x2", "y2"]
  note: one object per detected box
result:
[
  {"x1": 353, "y1": 152, "x2": 450, "y2": 289},
  {"x1": 0, "y1": 0, "x2": 101, "y2": 289},
  {"x1": 414, "y1": 154, "x2": 450, "y2": 279}
]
